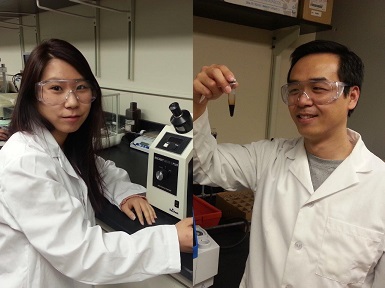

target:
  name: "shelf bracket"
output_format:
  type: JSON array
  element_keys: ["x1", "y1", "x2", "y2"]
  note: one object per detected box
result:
[
  {"x1": 0, "y1": 12, "x2": 34, "y2": 16},
  {"x1": 272, "y1": 26, "x2": 300, "y2": 56},
  {"x1": 36, "y1": 0, "x2": 99, "y2": 75},
  {"x1": 67, "y1": 0, "x2": 134, "y2": 80},
  {"x1": 34, "y1": 0, "x2": 134, "y2": 80},
  {"x1": 0, "y1": 19, "x2": 36, "y2": 28},
  {"x1": 69, "y1": 0, "x2": 131, "y2": 17},
  {"x1": 0, "y1": 25, "x2": 18, "y2": 30},
  {"x1": 266, "y1": 26, "x2": 300, "y2": 139},
  {"x1": 36, "y1": 0, "x2": 95, "y2": 19}
]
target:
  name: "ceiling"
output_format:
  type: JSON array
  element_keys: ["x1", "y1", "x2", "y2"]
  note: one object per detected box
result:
[{"x1": 0, "y1": 0, "x2": 76, "y2": 19}]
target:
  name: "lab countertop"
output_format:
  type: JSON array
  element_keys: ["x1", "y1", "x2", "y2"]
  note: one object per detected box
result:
[{"x1": 97, "y1": 135, "x2": 192, "y2": 282}]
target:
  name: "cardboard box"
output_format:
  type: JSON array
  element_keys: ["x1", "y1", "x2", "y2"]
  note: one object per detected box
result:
[
  {"x1": 299, "y1": 0, "x2": 334, "y2": 25},
  {"x1": 224, "y1": 0, "x2": 299, "y2": 18},
  {"x1": 215, "y1": 190, "x2": 254, "y2": 221}
]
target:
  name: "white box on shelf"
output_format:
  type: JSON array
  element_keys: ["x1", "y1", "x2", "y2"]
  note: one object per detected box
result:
[{"x1": 225, "y1": 0, "x2": 299, "y2": 17}]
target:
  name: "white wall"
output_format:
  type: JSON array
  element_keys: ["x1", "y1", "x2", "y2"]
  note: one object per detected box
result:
[
  {"x1": 272, "y1": 33, "x2": 315, "y2": 139},
  {"x1": 194, "y1": 17, "x2": 271, "y2": 144},
  {"x1": 193, "y1": 16, "x2": 313, "y2": 144},
  {"x1": 0, "y1": 0, "x2": 192, "y2": 125}
]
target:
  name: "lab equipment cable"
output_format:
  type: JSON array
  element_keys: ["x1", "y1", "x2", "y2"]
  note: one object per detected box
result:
[
  {"x1": 121, "y1": 130, "x2": 146, "y2": 145},
  {"x1": 205, "y1": 217, "x2": 250, "y2": 249}
]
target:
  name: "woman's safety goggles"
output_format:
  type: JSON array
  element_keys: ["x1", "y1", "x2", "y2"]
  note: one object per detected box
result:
[{"x1": 36, "y1": 79, "x2": 96, "y2": 106}]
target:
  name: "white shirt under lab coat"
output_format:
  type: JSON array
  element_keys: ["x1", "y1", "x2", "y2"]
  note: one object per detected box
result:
[
  {"x1": 0, "y1": 127, "x2": 180, "y2": 288},
  {"x1": 193, "y1": 109, "x2": 385, "y2": 288}
]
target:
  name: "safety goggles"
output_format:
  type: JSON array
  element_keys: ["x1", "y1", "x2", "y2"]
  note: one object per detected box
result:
[
  {"x1": 36, "y1": 79, "x2": 96, "y2": 106},
  {"x1": 281, "y1": 80, "x2": 348, "y2": 106}
]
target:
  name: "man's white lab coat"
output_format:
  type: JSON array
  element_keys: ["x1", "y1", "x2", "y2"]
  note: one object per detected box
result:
[
  {"x1": 193, "y1": 110, "x2": 385, "y2": 288},
  {"x1": 0, "y1": 127, "x2": 180, "y2": 287}
]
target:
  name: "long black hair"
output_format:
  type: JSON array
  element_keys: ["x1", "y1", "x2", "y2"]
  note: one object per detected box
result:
[{"x1": 10, "y1": 38, "x2": 107, "y2": 212}]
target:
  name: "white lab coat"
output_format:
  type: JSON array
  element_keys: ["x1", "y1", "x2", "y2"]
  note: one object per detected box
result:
[
  {"x1": 193, "y1": 109, "x2": 385, "y2": 288},
  {"x1": 0, "y1": 127, "x2": 180, "y2": 288}
]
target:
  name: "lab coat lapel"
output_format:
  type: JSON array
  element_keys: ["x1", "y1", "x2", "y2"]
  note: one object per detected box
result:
[
  {"x1": 39, "y1": 127, "x2": 89, "y2": 211},
  {"x1": 306, "y1": 131, "x2": 372, "y2": 204},
  {"x1": 287, "y1": 138, "x2": 314, "y2": 195},
  {"x1": 38, "y1": 128, "x2": 80, "y2": 179},
  {"x1": 307, "y1": 157, "x2": 359, "y2": 203}
]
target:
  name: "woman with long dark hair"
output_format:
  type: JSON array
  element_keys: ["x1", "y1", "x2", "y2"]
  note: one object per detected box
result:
[{"x1": 0, "y1": 38, "x2": 192, "y2": 287}]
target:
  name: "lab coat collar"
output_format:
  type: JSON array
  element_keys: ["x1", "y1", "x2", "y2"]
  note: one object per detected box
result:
[
  {"x1": 33, "y1": 126, "x2": 80, "y2": 179},
  {"x1": 286, "y1": 137, "x2": 314, "y2": 195},
  {"x1": 286, "y1": 129, "x2": 373, "y2": 203},
  {"x1": 344, "y1": 128, "x2": 374, "y2": 173}
]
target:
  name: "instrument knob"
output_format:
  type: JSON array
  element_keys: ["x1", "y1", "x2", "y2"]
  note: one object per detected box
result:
[{"x1": 155, "y1": 169, "x2": 168, "y2": 181}]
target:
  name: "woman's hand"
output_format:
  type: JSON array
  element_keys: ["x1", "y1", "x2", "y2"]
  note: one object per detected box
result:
[
  {"x1": 120, "y1": 196, "x2": 157, "y2": 225},
  {"x1": 175, "y1": 217, "x2": 193, "y2": 253},
  {"x1": 0, "y1": 128, "x2": 9, "y2": 141}
]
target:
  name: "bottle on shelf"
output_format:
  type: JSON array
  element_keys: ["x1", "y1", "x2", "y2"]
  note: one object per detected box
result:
[{"x1": 125, "y1": 102, "x2": 141, "y2": 133}]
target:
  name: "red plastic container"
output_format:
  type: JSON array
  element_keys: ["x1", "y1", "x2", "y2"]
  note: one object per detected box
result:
[{"x1": 193, "y1": 195, "x2": 222, "y2": 228}]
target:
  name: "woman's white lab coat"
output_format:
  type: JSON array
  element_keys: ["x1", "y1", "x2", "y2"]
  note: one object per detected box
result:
[
  {"x1": 0, "y1": 127, "x2": 180, "y2": 287},
  {"x1": 193, "y1": 109, "x2": 385, "y2": 288}
]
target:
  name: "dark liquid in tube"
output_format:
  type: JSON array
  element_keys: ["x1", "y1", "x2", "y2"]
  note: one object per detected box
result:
[{"x1": 229, "y1": 104, "x2": 235, "y2": 117}]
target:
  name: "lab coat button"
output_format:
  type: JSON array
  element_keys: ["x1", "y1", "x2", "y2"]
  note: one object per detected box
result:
[
  {"x1": 294, "y1": 241, "x2": 303, "y2": 250},
  {"x1": 308, "y1": 203, "x2": 314, "y2": 207}
]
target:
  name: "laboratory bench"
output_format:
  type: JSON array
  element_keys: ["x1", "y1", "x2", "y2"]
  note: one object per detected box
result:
[
  {"x1": 97, "y1": 134, "x2": 192, "y2": 287},
  {"x1": 98, "y1": 134, "x2": 250, "y2": 288}
]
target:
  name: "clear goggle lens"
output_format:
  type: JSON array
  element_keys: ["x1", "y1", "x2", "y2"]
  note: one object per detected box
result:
[
  {"x1": 36, "y1": 79, "x2": 96, "y2": 106},
  {"x1": 281, "y1": 80, "x2": 348, "y2": 106}
]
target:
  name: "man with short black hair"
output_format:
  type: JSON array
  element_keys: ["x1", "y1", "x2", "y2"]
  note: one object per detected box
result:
[{"x1": 193, "y1": 40, "x2": 385, "y2": 287}]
